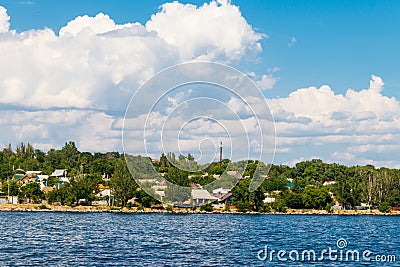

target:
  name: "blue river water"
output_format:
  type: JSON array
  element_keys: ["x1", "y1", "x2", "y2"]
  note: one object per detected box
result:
[{"x1": 0, "y1": 212, "x2": 398, "y2": 266}]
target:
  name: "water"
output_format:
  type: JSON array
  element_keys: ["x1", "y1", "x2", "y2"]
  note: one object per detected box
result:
[{"x1": 0, "y1": 212, "x2": 398, "y2": 266}]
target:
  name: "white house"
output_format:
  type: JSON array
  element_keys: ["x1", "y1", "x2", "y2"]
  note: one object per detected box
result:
[
  {"x1": 191, "y1": 189, "x2": 218, "y2": 206},
  {"x1": 263, "y1": 197, "x2": 276, "y2": 203},
  {"x1": 323, "y1": 180, "x2": 336, "y2": 186}
]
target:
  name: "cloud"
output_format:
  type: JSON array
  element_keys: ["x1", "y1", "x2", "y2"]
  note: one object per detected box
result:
[
  {"x1": 0, "y1": 1, "x2": 265, "y2": 153},
  {"x1": 59, "y1": 13, "x2": 135, "y2": 37},
  {"x1": 272, "y1": 75, "x2": 400, "y2": 168},
  {"x1": 0, "y1": 3, "x2": 399, "y2": 169},
  {"x1": 257, "y1": 74, "x2": 278, "y2": 90},
  {"x1": 288, "y1": 36, "x2": 297, "y2": 47},
  {"x1": 0, "y1": 1, "x2": 263, "y2": 112},
  {"x1": 267, "y1": 66, "x2": 280, "y2": 73},
  {"x1": 146, "y1": 1, "x2": 262, "y2": 61},
  {"x1": 0, "y1": 6, "x2": 10, "y2": 33}
]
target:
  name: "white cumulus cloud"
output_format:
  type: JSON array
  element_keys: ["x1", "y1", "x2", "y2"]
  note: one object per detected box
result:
[{"x1": 0, "y1": 6, "x2": 9, "y2": 33}]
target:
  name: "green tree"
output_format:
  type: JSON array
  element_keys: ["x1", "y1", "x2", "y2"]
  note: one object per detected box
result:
[
  {"x1": 164, "y1": 167, "x2": 189, "y2": 187},
  {"x1": 110, "y1": 160, "x2": 138, "y2": 206},
  {"x1": 200, "y1": 203, "x2": 213, "y2": 212},
  {"x1": 164, "y1": 185, "x2": 191, "y2": 203},
  {"x1": 61, "y1": 141, "x2": 79, "y2": 169},
  {"x1": 379, "y1": 202, "x2": 390, "y2": 213},
  {"x1": 1, "y1": 180, "x2": 19, "y2": 196},
  {"x1": 70, "y1": 173, "x2": 101, "y2": 205},
  {"x1": 302, "y1": 187, "x2": 332, "y2": 209},
  {"x1": 21, "y1": 183, "x2": 43, "y2": 203},
  {"x1": 231, "y1": 178, "x2": 264, "y2": 211}
]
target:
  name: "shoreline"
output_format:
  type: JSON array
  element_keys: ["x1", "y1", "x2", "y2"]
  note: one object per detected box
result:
[{"x1": 0, "y1": 204, "x2": 399, "y2": 216}]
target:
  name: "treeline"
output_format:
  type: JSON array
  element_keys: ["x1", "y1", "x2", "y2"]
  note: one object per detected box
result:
[
  {"x1": 0, "y1": 141, "x2": 119, "y2": 179},
  {"x1": 1, "y1": 142, "x2": 399, "y2": 211}
]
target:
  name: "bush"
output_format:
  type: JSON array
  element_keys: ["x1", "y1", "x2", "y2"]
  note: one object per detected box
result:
[
  {"x1": 262, "y1": 205, "x2": 272, "y2": 213},
  {"x1": 325, "y1": 203, "x2": 333, "y2": 213},
  {"x1": 166, "y1": 205, "x2": 173, "y2": 212},
  {"x1": 126, "y1": 202, "x2": 133, "y2": 209},
  {"x1": 379, "y1": 202, "x2": 390, "y2": 213},
  {"x1": 200, "y1": 203, "x2": 213, "y2": 212},
  {"x1": 235, "y1": 200, "x2": 249, "y2": 212},
  {"x1": 137, "y1": 205, "x2": 145, "y2": 211},
  {"x1": 36, "y1": 204, "x2": 50, "y2": 210},
  {"x1": 223, "y1": 204, "x2": 230, "y2": 212},
  {"x1": 272, "y1": 198, "x2": 287, "y2": 212}
]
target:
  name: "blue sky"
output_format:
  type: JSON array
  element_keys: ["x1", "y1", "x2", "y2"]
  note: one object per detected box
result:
[{"x1": 0, "y1": 0, "x2": 399, "y2": 168}]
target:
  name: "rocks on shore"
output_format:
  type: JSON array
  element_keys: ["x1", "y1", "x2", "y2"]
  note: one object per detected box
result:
[{"x1": 0, "y1": 205, "x2": 399, "y2": 215}]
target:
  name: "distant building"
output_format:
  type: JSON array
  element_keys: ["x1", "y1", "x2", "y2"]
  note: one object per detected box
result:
[
  {"x1": 95, "y1": 184, "x2": 110, "y2": 198},
  {"x1": 218, "y1": 192, "x2": 232, "y2": 207},
  {"x1": 50, "y1": 169, "x2": 70, "y2": 178},
  {"x1": 263, "y1": 197, "x2": 276, "y2": 203},
  {"x1": 191, "y1": 189, "x2": 218, "y2": 206},
  {"x1": 323, "y1": 180, "x2": 336, "y2": 186},
  {"x1": 51, "y1": 169, "x2": 71, "y2": 184},
  {"x1": 212, "y1": 188, "x2": 230, "y2": 198}
]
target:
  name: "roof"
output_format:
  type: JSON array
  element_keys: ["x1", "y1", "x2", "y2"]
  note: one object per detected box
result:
[
  {"x1": 191, "y1": 189, "x2": 218, "y2": 200},
  {"x1": 26, "y1": 171, "x2": 42, "y2": 175},
  {"x1": 219, "y1": 192, "x2": 232, "y2": 202},
  {"x1": 51, "y1": 169, "x2": 67, "y2": 177},
  {"x1": 59, "y1": 177, "x2": 69, "y2": 183},
  {"x1": 13, "y1": 174, "x2": 25, "y2": 181},
  {"x1": 212, "y1": 187, "x2": 230, "y2": 194},
  {"x1": 37, "y1": 175, "x2": 49, "y2": 181},
  {"x1": 98, "y1": 184, "x2": 109, "y2": 190}
]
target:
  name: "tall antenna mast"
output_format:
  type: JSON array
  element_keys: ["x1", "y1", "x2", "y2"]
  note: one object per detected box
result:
[{"x1": 219, "y1": 142, "x2": 223, "y2": 167}]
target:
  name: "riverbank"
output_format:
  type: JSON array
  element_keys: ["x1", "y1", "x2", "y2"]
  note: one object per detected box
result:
[{"x1": 0, "y1": 204, "x2": 399, "y2": 215}]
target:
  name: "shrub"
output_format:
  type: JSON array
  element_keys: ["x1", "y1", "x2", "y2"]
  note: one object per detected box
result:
[
  {"x1": 379, "y1": 202, "x2": 390, "y2": 213},
  {"x1": 200, "y1": 203, "x2": 213, "y2": 212},
  {"x1": 223, "y1": 204, "x2": 230, "y2": 212},
  {"x1": 137, "y1": 205, "x2": 145, "y2": 211},
  {"x1": 166, "y1": 205, "x2": 173, "y2": 212},
  {"x1": 36, "y1": 204, "x2": 50, "y2": 210},
  {"x1": 325, "y1": 203, "x2": 333, "y2": 213},
  {"x1": 126, "y1": 202, "x2": 133, "y2": 209},
  {"x1": 262, "y1": 205, "x2": 272, "y2": 213}
]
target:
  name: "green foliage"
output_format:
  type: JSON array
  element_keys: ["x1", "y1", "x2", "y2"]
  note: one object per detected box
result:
[
  {"x1": 302, "y1": 187, "x2": 332, "y2": 210},
  {"x1": 134, "y1": 188, "x2": 160, "y2": 208},
  {"x1": 110, "y1": 160, "x2": 138, "y2": 207},
  {"x1": 166, "y1": 205, "x2": 173, "y2": 212},
  {"x1": 70, "y1": 174, "x2": 101, "y2": 205},
  {"x1": 190, "y1": 175, "x2": 215, "y2": 186},
  {"x1": 262, "y1": 204, "x2": 272, "y2": 213},
  {"x1": 200, "y1": 203, "x2": 213, "y2": 212},
  {"x1": 164, "y1": 167, "x2": 189, "y2": 187},
  {"x1": 37, "y1": 204, "x2": 50, "y2": 210},
  {"x1": 137, "y1": 205, "x2": 144, "y2": 211},
  {"x1": 0, "y1": 142, "x2": 400, "y2": 210},
  {"x1": 325, "y1": 203, "x2": 333, "y2": 213},
  {"x1": 283, "y1": 191, "x2": 304, "y2": 209},
  {"x1": 231, "y1": 178, "x2": 264, "y2": 211},
  {"x1": 21, "y1": 182, "x2": 43, "y2": 203},
  {"x1": 272, "y1": 197, "x2": 287, "y2": 212},
  {"x1": 223, "y1": 204, "x2": 230, "y2": 212},
  {"x1": 164, "y1": 185, "x2": 191, "y2": 203},
  {"x1": 1, "y1": 180, "x2": 19, "y2": 196},
  {"x1": 379, "y1": 202, "x2": 390, "y2": 213}
]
